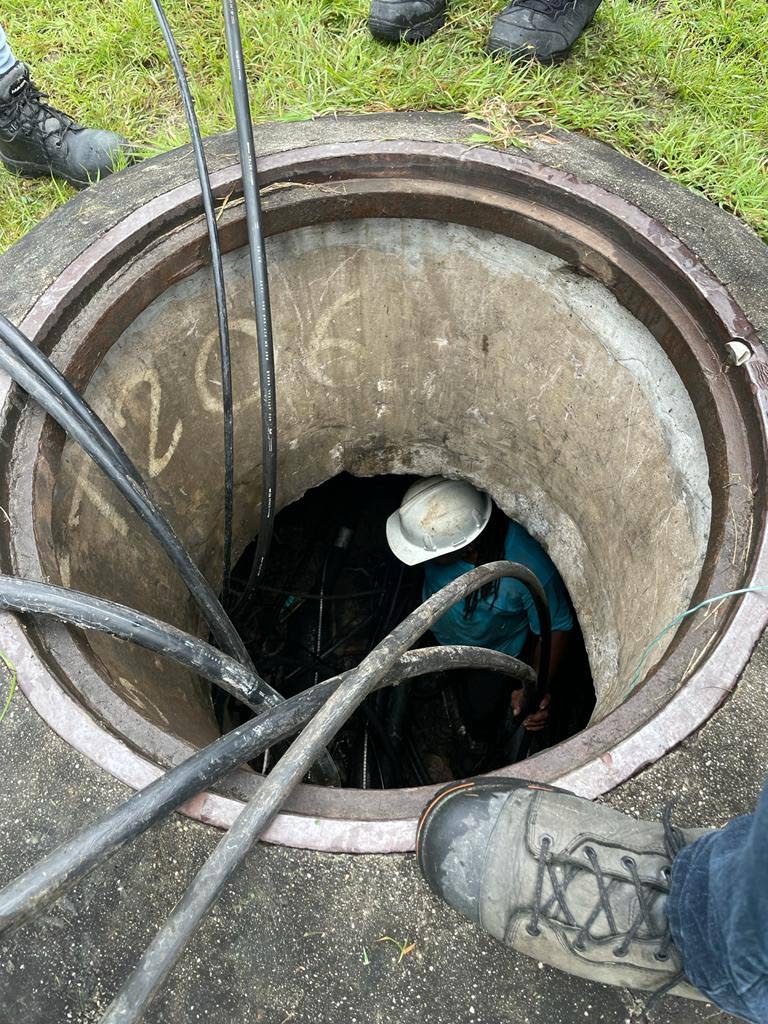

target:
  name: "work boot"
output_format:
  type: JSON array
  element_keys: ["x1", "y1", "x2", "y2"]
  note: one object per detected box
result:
[
  {"x1": 417, "y1": 778, "x2": 709, "y2": 1003},
  {"x1": 0, "y1": 62, "x2": 132, "y2": 188},
  {"x1": 488, "y1": 0, "x2": 602, "y2": 62},
  {"x1": 368, "y1": 0, "x2": 447, "y2": 43}
]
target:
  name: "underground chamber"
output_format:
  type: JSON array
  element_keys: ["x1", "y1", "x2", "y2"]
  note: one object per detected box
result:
[
  {"x1": 2, "y1": 121, "x2": 767, "y2": 852},
  {"x1": 221, "y1": 472, "x2": 596, "y2": 789}
]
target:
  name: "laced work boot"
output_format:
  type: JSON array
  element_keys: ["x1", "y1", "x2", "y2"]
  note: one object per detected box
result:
[
  {"x1": 488, "y1": 0, "x2": 602, "y2": 62},
  {"x1": 368, "y1": 0, "x2": 447, "y2": 43},
  {"x1": 417, "y1": 778, "x2": 710, "y2": 1005},
  {"x1": 0, "y1": 62, "x2": 132, "y2": 188}
]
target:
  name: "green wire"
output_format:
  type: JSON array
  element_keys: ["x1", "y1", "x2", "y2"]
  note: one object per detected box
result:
[
  {"x1": 0, "y1": 648, "x2": 17, "y2": 725},
  {"x1": 624, "y1": 584, "x2": 768, "y2": 697}
]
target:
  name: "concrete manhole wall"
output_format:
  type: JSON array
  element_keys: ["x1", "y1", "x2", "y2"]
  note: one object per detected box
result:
[
  {"x1": 50, "y1": 219, "x2": 711, "y2": 735},
  {"x1": 1, "y1": 114, "x2": 767, "y2": 852}
]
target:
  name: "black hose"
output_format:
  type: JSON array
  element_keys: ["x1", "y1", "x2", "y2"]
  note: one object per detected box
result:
[
  {"x1": 0, "y1": 643, "x2": 533, "y2": 936},
  {"x1": 150, "y1": 0, "x2": 235, "y2": 601},
  {"x1": 509, "y1": 573, "x2": 554, "y2": 761},
  {"x1": 0, "y1": 572, "x2": 337, "y2": 785},
  {"x1": 0, "y1": 576, "x2": 280, "y2": 709},
  {"x1": 0, "y1": 322, "x2": 251, "y2": 668},
  {"x1": 222, "y1": 0, "x2": 278, "y2": 608},
  {"x1": 0, "y1": 312, "x2": 139, "y2": 485},
  {"x1": 98, "y1": 562, "x2": 546, "y2": 1024}
]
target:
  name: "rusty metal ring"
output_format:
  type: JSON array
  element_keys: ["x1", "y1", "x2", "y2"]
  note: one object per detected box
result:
[{"x1": 2, "y1": 129, "x2": 767, "y2": 852}]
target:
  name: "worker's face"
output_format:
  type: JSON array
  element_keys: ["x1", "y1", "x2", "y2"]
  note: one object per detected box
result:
[{"x1": 432, "y1": 543, "x2": 475, "y2": 566}]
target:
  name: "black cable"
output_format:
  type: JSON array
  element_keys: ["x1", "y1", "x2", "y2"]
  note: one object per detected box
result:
[
  {"x1": 243, "y1": 585, "x2": 385, "y2": 602},
  {"x1": 0, "y1": 321, "x2": 251, "y2": 669},
  {"x1": 0, "y1": 317, "x2": 340, "y2": 775},
  {"x1": 404, "y1": 731, "x2": 431, "y2": 787},
  {"x1": 0, "y1": 576, "x2": 280, "y2": 709},
  {"x1": 361, "y1": 703, "x2": 400, "y2": 786},
  {"x1": 0, "y1": 312, "x2": 139, "y2": 485},
  {"x1": 150, "y1": 0, "x2": 235, "y2": 601},
  {"x1": 510, "y1": 572, "x2": 554, "y2": 761},
  {"x1": 312, "y1": 555, "x2": 329, "y2": 688},
  {"x1": 0, "y1": 571, "x2": 338, "y2": 786},
  {"x1": 282, "y1": 613, "x2": 375, "y2": 684},
  {"x1": 222, "y1": 0, "x2": 278, "y2": 608},
  {"x1": 379, "y1": 562, "x2": 405, "y2": 640},
  {"x1": 0, "y1": 643, "x2": 533, "y2": 936},
  {"x1": 98, "y1": 562, "x2": 547, "y2": 1023}
]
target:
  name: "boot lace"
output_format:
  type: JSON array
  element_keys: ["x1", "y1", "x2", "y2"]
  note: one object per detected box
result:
[
  {"x1": 0, "y1": 77, "x2": 75, "y2": 155},
  {"x1": 517, "y1": 804, "x2": 689, "y2": 1011}
]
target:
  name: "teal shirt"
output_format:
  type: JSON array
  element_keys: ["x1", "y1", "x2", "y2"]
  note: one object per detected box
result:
[{"x1": 423, "y1": 521, "x2": 574, "y2": 657}]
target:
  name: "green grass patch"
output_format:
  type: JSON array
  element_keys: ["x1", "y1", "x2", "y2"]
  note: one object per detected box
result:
[
  {"x1": 0, "y1": 648, "x2": 17, "y2": 725},
  {"x1": 0, "y1": 0, "x2": 766, "y2": 252}
]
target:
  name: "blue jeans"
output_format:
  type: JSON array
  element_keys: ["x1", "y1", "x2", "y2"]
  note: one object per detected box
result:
[
  {"x1": 0, "y1": 25, "x2": 15, "y2": 77},
  {"x1": 668, "y1": 780, "x2": 768, "y2": 1023}
]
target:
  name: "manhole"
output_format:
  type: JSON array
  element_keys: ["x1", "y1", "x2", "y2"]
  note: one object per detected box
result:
[
  {"x1": 220, "y1": 471, "x2": 596, "y2": 787},
  {"x1": 1, "y1": 116, "x2": 767, "y2": 852}
]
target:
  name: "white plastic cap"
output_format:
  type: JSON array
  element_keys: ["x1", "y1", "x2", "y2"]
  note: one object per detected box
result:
[
  {"x1": 386, "y1": 477, "x2": 493, "y2": 566},
  {"x1": 725, "y1": 340, "x2": 752, "y2": 366}
]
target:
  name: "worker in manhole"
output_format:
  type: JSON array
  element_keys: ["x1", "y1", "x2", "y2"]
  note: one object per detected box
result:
[
  {"x1": 386, "y1": 476, "x2": 575, "y2": 772},
  {"x1": 0, "y1": 23, "x2": 132, "y2": 187}
]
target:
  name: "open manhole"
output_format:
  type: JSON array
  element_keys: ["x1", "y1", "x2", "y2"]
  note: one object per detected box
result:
[
  {"x1": 220, "y1": 471, "x2": 596, "y2": 787},
  {"x1": 2, "y1": 118, "x2": 767, "y2": 852}
]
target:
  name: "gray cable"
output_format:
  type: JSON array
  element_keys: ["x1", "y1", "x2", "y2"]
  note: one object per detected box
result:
[
  {"x1": 0, "y1": 641, "x2": 532, "y2": 936},
  {"x1": 0, "y1": 318, "x2": 251, "y2": 668},
  {"x1": 0, "y1": 576, "x2": 279, "y2": 709},
  {"x1": 99, "y1": 561, "x2": 550, "y2": 1023}
]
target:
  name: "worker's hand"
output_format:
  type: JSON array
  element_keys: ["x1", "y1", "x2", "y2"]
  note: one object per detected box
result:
[{"x1": 511, "y1": 690, "x2": 550, "y2": 732}]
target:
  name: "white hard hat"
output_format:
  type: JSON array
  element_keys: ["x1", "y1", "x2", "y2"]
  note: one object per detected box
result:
[{"x1": 386, "y1": 477, "x2": 493, "y2": 566}]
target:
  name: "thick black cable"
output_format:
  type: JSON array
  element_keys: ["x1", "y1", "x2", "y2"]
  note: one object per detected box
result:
[
  {"x1": 99, "y1": 561, "x2": 548, "y2": 1024},
  {"x1": 150, "y1": 0, "x2": 235, "y2": 601},
  {"x1": 222, "y1": 0, "x2": 278, "y2": 609},
  {"x1": 0, "y1": 323, "x2": 251, "y2": 668},
  {"x1": 0, "y1": 643, "x2": 533, "y2": 935},
  {"x1": 0, "y1": 312, "x2": 139, "y2": 485},
  {"x1": 0, "y1": 576, "x2": 279, "y2": 709},
  {"x1": 510, "y1": 570, "x2": 554, "y2": 760}
]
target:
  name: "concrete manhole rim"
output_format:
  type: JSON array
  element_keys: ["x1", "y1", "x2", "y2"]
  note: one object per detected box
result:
[{"x1": 2, "y1": 119, "x2": 768, "y2": 853}]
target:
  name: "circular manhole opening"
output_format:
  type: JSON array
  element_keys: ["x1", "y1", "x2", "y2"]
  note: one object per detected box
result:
[
  {"x1": 2, "y1": 123, "x2": 767, "y2": 852},
  {"x1": 218, "y1": 471, "x2": 596, "y2": 788}
]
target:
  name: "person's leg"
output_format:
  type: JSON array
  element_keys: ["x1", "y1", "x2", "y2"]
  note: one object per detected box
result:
[
  {"x1": 416, "y1": 779, "x2": 716, "y2": 1009},
  {"x1": 0, "y1": 25, "x2": 16, "y2": 78},
  {"x1": 667, "y1": 783, "x2": 768, "y2": 1022},
  {"x1": 456, "y1": 669, "x2": 513, "y2": 744},
  {"x1": 453, "y1": 669, "x2": 518, "y2": 772},
  {"x1": 0, "y1": 41, "x2": 133, "y2": 187}
]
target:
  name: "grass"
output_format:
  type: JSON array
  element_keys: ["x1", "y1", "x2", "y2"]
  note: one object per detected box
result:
[
  {"x1": 0, "y1": 648, "x2": 17, "y2": 725},
  {"x1": 0, "y1": 0, "x2": 766, "y2": 253}
]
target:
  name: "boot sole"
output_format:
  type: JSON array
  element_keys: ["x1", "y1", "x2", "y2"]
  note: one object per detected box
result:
[
  {"x1": 1, "y1": 154, "x2": 89, "y2": 190},
  {"x1": 369, "y1": 10, "x2": 446, "y2": 43},
  {"x1": 486, "y1": 39, "x2": 570, "y2": 64}
]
